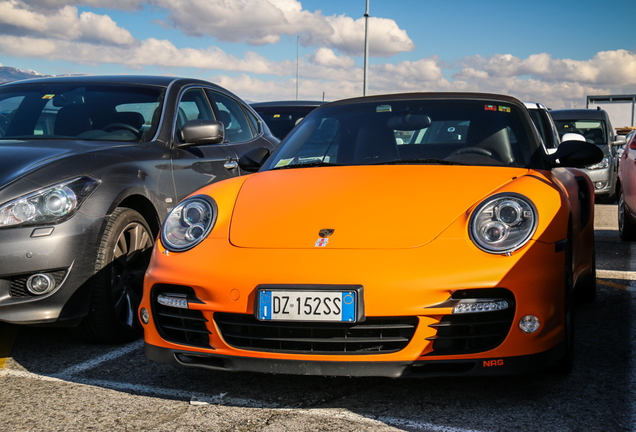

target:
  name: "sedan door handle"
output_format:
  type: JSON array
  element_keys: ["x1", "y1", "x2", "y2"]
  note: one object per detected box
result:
[{"x1": 224, "y1": 158, "x2": 238, "y2": 170}]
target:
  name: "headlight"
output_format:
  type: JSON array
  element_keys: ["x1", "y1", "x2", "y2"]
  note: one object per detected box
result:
[
  {"x1": 586, "y1": 156, "x2": 609, "y2": 170},
  {"x1": 161, "y1": 195, "x2": 217, "y2": 252},
  {"x1": 469, "y1": 194, "x2": 537, "y2": 254},
  {"x1": 0, "y1": 177, "x2": 99, "y2": 228}
]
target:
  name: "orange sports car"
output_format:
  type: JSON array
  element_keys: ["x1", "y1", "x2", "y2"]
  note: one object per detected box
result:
[{"x1": 140, "y1": 93, "x2": 603, "y2": 377}]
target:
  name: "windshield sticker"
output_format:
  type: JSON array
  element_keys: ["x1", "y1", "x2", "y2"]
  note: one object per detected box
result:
[
  {"x1": 274, "y1": 158, "x2": 293, "y2": 168},
  {"x1": 485, "y1": 105, "x2": 497, "y2": 111},
  {"x1": 376, "y1": 105, "x2": 392, "y2": 113},
  {"x1": 498, "y1": 106, "x2": 511, "y2": 113},
  {"x1": 42, "y1": 94, "x2": 55, "y2": 100}
]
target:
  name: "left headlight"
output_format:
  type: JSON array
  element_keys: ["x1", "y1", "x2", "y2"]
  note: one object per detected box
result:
[
  {"x1": 586, "y1": 156, "x2": 609, "y2": 170},
  {"x1": 469, "y1": 194, "x2": 538, "y2": 255},
  {"x1": 0, "y1": 176, "x2": 100, "y2": 228},
  {"x1": 161, "y1": 195, "x2": 217, "y2": 252}
]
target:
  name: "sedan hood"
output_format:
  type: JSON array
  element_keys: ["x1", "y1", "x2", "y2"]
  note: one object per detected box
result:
[
  {"x1": 0, "y1": 140, "x2": 125, "y2": 187},
  {"x1": 230, "y1": 165, "x2": 529, "y2": 249}
]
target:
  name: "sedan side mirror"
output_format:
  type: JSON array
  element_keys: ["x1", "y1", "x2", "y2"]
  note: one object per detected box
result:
[
  {"x1": 179, "y1": 120, "x2": 225, "y2": 147},
  {"x1": 238, "y1": 147, "x2": 270, "y2": 172},
  {"x1": 550, "y1": 140, "x2": 604, "y2": 168}
]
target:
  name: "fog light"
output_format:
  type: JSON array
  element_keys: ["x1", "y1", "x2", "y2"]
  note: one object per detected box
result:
[
  {"x1": 26, "y1": 273, "x2": 55, "y2": 295},
  {"x1": 453, "y1": 299, "x2": 509, "y2": 314},
  {"x1": 157, "y1": 294, "x2": 189, "y2": 309},
  {"x1": 519, "y1": 315, "x2": 540, "y2": 333},
  {"x1": 140, "y1": 307, "x2": 150, "y2": 324},
  {"x1": 594, "y1": 182, "x2": 606, "y2": 190}
]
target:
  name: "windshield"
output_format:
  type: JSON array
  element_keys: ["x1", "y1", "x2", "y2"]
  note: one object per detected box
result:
[
  {"x1": 252, "y1": 105, "x2": 320, "y2": 140},
  {"x1": 0, "y1": 83, "x2": 165, "y2": 143},
  {"x1": 553, "y1": 119, "x2": 607, "y2": 145},
  {"x1": 262, "y1": 98, "x2": 537, "y2": 171}
]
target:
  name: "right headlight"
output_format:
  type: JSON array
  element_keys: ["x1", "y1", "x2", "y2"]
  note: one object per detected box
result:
[
  {"x1": 161, "y1": 195, "x2": 217, "y2": 252},
  {"x1": 469, "y1": 194, "x2": 538, "y2": 255},
  {"x1": 0, "y1": 176, "x2": 99, "y2": 228}
]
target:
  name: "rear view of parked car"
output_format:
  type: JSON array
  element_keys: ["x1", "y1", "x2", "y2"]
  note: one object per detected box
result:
[
  {"x1": 251, "y1": 100, "x2": 325, "y2": 140},
  {"x1": 550, "y1": 109, "x2": 624, "y2": 203},
  {"x1": 0, "y1": 75, "x2": 278, "y2": 343}
]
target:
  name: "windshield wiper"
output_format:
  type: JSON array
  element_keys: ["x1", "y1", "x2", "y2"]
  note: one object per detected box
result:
[
  {"x1": 271, "y1": 161, "x2": 342, "y2": 170},
  {"x1": 370, "y1": 158, "x2": 466, "y2": 166}
]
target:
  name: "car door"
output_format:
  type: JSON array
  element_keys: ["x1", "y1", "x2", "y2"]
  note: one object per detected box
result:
[
  {"x1": 170, "y1": 87, "x2": 241, "y2": 202},
  {"x1": 622, "y1": 133, "x2": 636, "y2": 214},
  {"x1": 205, "y1": 89, "x2": 278, "y2": 175}
]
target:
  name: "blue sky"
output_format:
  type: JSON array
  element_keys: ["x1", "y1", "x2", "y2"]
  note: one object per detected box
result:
[{"x1": 0, "y1": 0, "x2": 635, "y2": 108}]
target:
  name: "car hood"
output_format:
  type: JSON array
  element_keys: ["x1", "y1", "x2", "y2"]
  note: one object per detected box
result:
[
  {"x1": 0, "y1": 140, "x2": 128, "y2": 186},
  {"x1": 229, "y1": 165, "x2": 529, "y2": 249}
]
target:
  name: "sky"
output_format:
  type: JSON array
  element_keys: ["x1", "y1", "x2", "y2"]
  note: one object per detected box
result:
[{"x1": 0, "y1": 0, "x2": 635, "y2": 109}]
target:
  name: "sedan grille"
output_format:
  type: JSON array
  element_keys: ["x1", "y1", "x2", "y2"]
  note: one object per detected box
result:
[
  {"x1": 214, "y1": 313, "x2": 418, "y2": 354},
  {"x1": 426, "y1": 288, "x2": 516, "y2": 356}
]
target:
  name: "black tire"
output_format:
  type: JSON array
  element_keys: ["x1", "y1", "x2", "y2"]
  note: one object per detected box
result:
[
  {"x1": 75, "y1": 208, "x2": 154, "y2": 343},
  {"x1": 575, "y1": 244, "x2": 596, "y2": 303},
  {"x1": 618, "y1": 189, "x2": 636, "y2": 241},
  {"x1": 552, "y1": 233, "x2": 574, "y2": 374}
]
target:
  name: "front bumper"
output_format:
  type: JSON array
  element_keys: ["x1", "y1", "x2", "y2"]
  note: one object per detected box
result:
[
  {"x1": 0, "y1": 212, "x2": 105, "y2": 325},
  {"x1": 140, "y1": 236, "x2": 569, "y2": 377},
  {"x1": 582, "y1": 166, "x2": 614, "y2": 196},
  {"x1": 145, "y1": 341, "x2": 565, "y2": 377}
]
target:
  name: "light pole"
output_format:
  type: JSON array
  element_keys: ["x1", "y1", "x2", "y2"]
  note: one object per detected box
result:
[
  {"x1": 296, "y1": 36, "x2": 299, "y2": 100},
  {"x1": 363, "y1": 0, "x2": 369, "y2": 96}
]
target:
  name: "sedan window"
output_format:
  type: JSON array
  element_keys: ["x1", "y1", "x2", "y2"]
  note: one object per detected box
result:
[{"x1": 207, "y1": 90, "x2": 254, "y2": 143}]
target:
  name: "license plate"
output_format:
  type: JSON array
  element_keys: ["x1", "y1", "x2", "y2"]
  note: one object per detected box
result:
[{"x1": 257, "y1": 290, "x2": 356, "y2": 322}]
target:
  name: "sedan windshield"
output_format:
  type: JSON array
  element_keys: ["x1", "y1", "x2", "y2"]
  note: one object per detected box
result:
[
  {"x1": 0, "y1": 83, "x2": 165, "y2": 142},
  {"x1": 263, "y1": 98, "x2": 538, "y2": 170}
]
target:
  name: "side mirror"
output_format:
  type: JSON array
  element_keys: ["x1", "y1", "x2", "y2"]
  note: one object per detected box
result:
[
  {"x1": 550, "y1": 140, "x2": 604, "y2": 168},
  {"x1": 179, "y1": 120, "x2": 224, "y2": 147},
  {"x1": 612, "y1": 135, "x2": 627, "y2": 146},
  {"x1": 238, "y1": 147, "x2": 270, "y2": 172}
]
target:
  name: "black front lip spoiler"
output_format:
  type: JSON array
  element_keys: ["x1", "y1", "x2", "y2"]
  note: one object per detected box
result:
[{"x1": 144, "y1": 342, "x2": 566, "y2": 378}]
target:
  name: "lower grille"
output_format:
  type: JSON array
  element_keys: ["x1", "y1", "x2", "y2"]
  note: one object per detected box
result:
[
  {"x1": 214, "y1": 313, "x2": 418, "y2": 354},
  {"x1": 151, "y1": 285, "x2": 211, "y2": 349},
  {"x1": 8, "y1": 270, "x2": 68, "y2": 298},
  {"x1": 426, "y1": 288, "x2": 516, "y2": 356}
]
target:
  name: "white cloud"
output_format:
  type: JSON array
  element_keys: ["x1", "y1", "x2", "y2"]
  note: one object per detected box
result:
[
  {"x1": 302, "y1": 14, "x2": 415, "y2": 57},
  {"x1": 311, "y1": 48, "x2": 355, "y2": 69},
  {"x1": 10, "y1": 0, "x2": 414, "y2": 56},
  {"x1": 0, "y1": 0, "x2": 134, "y2": 45}
]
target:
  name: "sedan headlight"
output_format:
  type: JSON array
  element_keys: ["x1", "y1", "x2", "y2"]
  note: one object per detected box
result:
[
  {"x1": 469, "y1": 194, "x2": 537, "y2": 254},
  {"x1": 161, "y1": 195, "x2": 217, "y2": 252},
  {"x1": 586, "y1": 156, "x2": 609, "y2": 170},
  {"x1": 0, "y1": 177, "x2": 99, "y2": 227}
]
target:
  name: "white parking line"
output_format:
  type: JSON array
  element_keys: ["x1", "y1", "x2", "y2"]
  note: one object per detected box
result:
[{"x1": 52, "y1": 339, "x2": 143, "y2": 380}]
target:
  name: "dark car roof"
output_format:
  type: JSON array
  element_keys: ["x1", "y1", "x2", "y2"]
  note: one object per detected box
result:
[
  {"x1": 549, "y1": 108, "x2": 610, "y2": 121},
  {"x1": 2, "y1": 75, "x2": 215, "y2": 89},
  {"x1": 322, "y1": 92, "x2": 526, "y2": 108},
  {"x1": 251, "y1": 100, "x2": 326, "y2": 108}
]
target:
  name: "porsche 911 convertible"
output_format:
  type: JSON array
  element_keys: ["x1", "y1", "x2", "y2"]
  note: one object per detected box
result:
[{"x1": 140, "y1": 93, "x2": 603, "y2": 377}]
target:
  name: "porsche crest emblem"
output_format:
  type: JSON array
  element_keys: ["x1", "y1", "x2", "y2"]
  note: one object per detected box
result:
[{"x1": 319, "y1": 229, "x2": 335, "y2": 238}]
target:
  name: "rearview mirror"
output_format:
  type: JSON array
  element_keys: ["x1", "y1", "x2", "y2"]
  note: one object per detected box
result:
[
  {"x1": 550, "y1": 140, "x2": 604, "y2": 168},
  {"x1": 179, "y1": 120, "x2": 225, "y2": 147},
  {"x1": 238, "y1": 147, "x2": 270, "y2": 172},
  {"x1": 613, "y1": 135, "x2": 627, "y2": 146}
]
